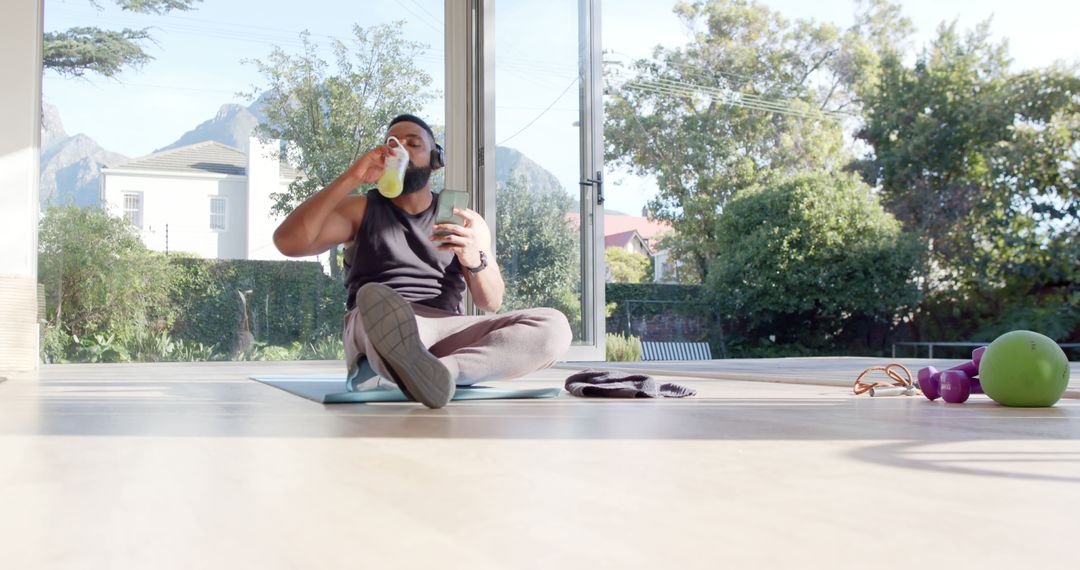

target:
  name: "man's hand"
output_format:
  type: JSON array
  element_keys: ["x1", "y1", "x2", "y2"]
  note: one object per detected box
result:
[
  {"x1": 432, "y1": 207, "x2": 503, "y2": 312},
  {"x1": 344, "y1": 145, "x2": 393, "y2": 186},
  {"x1": 431, "y1": 208, "x2": 492, "y2": 269}
]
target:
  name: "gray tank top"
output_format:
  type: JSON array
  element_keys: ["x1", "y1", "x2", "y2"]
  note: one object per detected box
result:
[{"x1": 344, "y1": 189, "x2": 465, "y2": 313}]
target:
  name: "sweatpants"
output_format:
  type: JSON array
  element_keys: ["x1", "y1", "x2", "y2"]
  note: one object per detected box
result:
[{"x1": 344, "y1": 301, "x2": 573, "y2": 387}]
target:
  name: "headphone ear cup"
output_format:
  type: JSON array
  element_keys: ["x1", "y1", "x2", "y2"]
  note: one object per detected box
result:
[{"x1": 431, "y1": 144, "x2": 445, "y2": 170}]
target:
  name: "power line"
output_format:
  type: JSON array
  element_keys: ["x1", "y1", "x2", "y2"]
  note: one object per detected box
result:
[
  {"x1": 607, "y1": 50, "x2": 757, "y2": 84},
  {"x1": 78, "y1": 79, "x2": 239, "y2": 95},
  {"x1": 49, "y1": 4, "x2": 441, "y2": 52},
  {"x1": 498, "y1": 75, "x2": 579, "y2": 145},
  {"x1": 651, "y1": 77, "x2": 845, "y2": 118},
  {"x1": 606, "y1": 49, "x2": 851, "y2": 117},
  {"x1": 497, "y1": 105, "x2": 578, "y2": 111},
  {"x1": 395, "y1": 1, "x2": 443, "y2": 35},
  {"x1": 624, "y1": 81, "x2": 805, "y2": 120},
  {"x1": 620, "y1": 77, "x2": 849, "y2": 121},
  {"x1": 49, "y1": 3, "x2": 587, "y2": 81},
  {"x1": 403, "y1": 0, "x2": 443, "y2": 27},
  {"x1": 499, "y1": 65, "x2": 575, "y2": 91},
  {"x1": 49, "y1": 3, "x2": 351, "y2": 43},
  {"x1": 495, "y1": 30, "x2": 593, "y2": 145},
  {"x1": 606, "y1": 90, "x2": 675, "y2": 168},
  {"x1": 49, "y1": 6, "x2": 583, "y2": 83}
]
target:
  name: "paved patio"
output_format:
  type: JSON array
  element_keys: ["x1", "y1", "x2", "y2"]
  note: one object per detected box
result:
[{"x1": 0, "y1": 358, "x2": 1077, "y2": 569}]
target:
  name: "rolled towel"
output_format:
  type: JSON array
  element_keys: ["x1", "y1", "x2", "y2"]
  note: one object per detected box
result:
[{"x1": 564, "y1": 369, "x2": 696, "y2": 398}]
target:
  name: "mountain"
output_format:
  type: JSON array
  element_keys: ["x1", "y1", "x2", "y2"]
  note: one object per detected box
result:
[
  {"x1": 154, "y1": 101, "x2": 265, "y2": 154},
  {"x1": 39, "y1": 96, "x2": 567, "y2": 209},
  {"x1": 39, "y1": 103, "x2": 128, "y2": 208},
  {"x1": 40, "y1": 103, "x2": 67, "y2": 151},
  {"x1": 157, "y1": 99, "x2": 565, "y2": 195},
  {"x1": 494, "y1": 146, "x2": 566, "y2": 196}
]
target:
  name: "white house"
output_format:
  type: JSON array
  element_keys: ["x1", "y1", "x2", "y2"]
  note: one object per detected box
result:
[
  {"x1": 606, "y1": 212, "x2": 684, "y2": 283},
  {"x1": 651, "y1": 248, "x2": 680, "y2": 284},
  {"x1": 100, "y1": 138, "x2": 319, "y2": 265},
  {"x1": 604, "y1": 229, "x2": 651, "y2": 256},
  {"x1": 570, "y1": 211, "x2": 682, "y2": 283}
]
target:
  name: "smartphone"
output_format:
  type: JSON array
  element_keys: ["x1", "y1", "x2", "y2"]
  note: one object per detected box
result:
[{"x1": 434, "y1": 189, "x2": 469, "y2": 243}]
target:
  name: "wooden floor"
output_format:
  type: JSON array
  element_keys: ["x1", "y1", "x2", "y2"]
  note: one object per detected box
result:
[{"x1": 1, "y1": 358, "x2": 1078, "y2": 569}]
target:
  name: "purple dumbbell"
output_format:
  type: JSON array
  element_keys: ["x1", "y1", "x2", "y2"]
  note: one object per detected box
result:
[
  {"x1": 939, "y1": 370, "x2": 984, "y2": 403},
  {"x1": 917, "y1": 346, "x2": 987, "y2": 401}
]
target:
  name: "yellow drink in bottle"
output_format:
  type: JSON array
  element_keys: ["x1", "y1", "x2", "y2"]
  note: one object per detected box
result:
[{"x1": 376, "y1": 136, "x2": 409, "y2": 198}]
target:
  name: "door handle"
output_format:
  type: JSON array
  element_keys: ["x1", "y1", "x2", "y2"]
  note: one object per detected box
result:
[{"x1": 578, "y1": 171, "x2": 604, "y2": 205}]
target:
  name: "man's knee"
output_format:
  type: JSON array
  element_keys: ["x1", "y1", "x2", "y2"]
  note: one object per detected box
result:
[{"x1": 531, "y1": 307, "x2": 572, "y2": 360}]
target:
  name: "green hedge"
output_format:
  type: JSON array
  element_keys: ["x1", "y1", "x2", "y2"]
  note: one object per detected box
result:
[
  {"x1": 605, "y1": 282, "x2": 904, "y2": 358},
  {"x1": 606, "y1": 283, "x2": 713, "y2": 331},
  {"x1": 169, "y1": 258, "x2": 346, "y2": 353},
  {"x1": 607, "y1": 283, "x2": 707, "y2": 308},
  {"x1": 605, "y1": 283, "x2": 722, "y2": 348}
]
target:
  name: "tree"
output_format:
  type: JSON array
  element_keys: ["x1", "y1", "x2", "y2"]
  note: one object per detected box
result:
[
  {"x1": 854, "y1": 21, "x2": 1008, "y2": 285},
  {"x1": 604, "y1": 0, "x2": 910, "y2": 282},
  {"x1": 708, "y1": 172, "x2": 922, "y2": 350},
  {"x1": 604, "y1": 248, "x2": 652, "y2": 283},
  {"x1": 38, "y1": 205, "x2": 176, "y2": 346},
  {"x1": 43, "y1": 1, "x2": 202, "y2": 78},
  {"x1": 855, "y1": 21, "x2": 1080, "y2": 296},
  {"x1": 245, "y1": 22, "x2": 437, "y2": 279},
  {"x1": 496, "y1": 175, "x2": 581, "y2": 332}
]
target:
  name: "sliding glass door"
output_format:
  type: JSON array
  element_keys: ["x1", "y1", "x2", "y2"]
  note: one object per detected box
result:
[{"x1": 489, "y1": 0, "x2": 605, "y2": 360}]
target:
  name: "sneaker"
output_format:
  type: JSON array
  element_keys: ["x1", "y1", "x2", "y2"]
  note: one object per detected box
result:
[
  {"x1": 355, "y1": 282, "x2": 455, "y2": 408},
  {"x1": 345, "y1": 355, "x2": 379, "y2": 392}
]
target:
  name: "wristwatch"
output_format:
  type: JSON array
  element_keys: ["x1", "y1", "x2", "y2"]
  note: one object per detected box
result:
[{"x1": 465, "y1": 250, "x2": 488, "y2": 274}]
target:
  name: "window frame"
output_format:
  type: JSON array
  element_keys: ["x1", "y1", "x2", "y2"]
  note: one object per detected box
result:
[
  {"x1": 122, "y1": 191, "x2": 144, "y2": 229},
  {"x1": 209, "y1": 196, "x2": 228, "y2": 232}
]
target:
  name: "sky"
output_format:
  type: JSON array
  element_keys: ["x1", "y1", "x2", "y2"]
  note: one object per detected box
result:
[{"x1": 43, "y1": 0, "x2": 1080, "y2": 216}]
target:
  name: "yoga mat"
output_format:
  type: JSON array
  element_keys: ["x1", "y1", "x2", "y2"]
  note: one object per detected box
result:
[{"x1": 252, "y1": 374, "x2": 562, "y2": 404}]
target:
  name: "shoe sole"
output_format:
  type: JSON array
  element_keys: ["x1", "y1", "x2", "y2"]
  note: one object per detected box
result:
[{"x1": 356, "y1": 283, "x2": 454, "y2": 408}]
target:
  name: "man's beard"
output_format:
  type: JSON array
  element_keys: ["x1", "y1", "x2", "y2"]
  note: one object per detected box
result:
[{"x1": 400, "y1": 163, "x2": 433, "y2": 196}]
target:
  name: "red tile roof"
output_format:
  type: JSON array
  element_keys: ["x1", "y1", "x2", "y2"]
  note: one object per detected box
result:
[
  {"x1": 603, "y1": 214, "x2": 670, "y2": 240},
  {"x1": 605, "y1": 229, "x2": 645, "y2": 249},
  {"x1": 566, "y1": 213, "x2": 671, "y2": 242}
]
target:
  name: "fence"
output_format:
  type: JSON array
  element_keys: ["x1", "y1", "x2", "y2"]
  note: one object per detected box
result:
[
  {"x1": 893, "y1": 341, "x2": 1080, "y2": 360},
  {"x1": 610, "y1": 298, "x2": 726, "y2": 359}
]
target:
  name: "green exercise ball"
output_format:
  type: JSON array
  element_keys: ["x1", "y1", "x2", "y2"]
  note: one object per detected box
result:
[{"x1": 978, "y1": 330, "x2": 1070, "y2": 407}]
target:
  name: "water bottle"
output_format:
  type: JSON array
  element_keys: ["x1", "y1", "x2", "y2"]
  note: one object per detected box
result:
[{"x1": 376, "y1": 136, "x2": 410, "y2": 198}]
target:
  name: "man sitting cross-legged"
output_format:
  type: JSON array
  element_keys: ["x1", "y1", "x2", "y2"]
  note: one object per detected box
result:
[{"x1": 273, "y1": 114, "x2": 572, "y2": 408}]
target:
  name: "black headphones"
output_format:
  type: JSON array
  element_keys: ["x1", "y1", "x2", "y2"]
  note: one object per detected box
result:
[{"x1": 431, "y1": 142, "x2": 445, "y2": 171}]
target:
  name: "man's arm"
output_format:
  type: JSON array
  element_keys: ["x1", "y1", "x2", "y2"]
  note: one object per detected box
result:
[
  {"x1": 273, "y1": 146, "x2": 389, "y2": 257},
  {"x1": 432, "y1": 208, "x2": 505, "y2": 313}
]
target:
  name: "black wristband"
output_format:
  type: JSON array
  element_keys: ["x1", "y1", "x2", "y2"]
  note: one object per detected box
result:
[{"x1": 466, "y1": 250, "x2": 488, "y2": 274}]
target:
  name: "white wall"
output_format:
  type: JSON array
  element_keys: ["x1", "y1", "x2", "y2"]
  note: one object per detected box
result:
[
  {"x1": 0, "y1": 0, "x2": 42, "y2": 371},
  {"x1": 245, "y1": 137, "x2": 328, "y2": 271},
  {"x1": 102, "y1": 170, "x2": 247, "y2": 259},
  {"x1": 625, "y1": 238, "x2": 649, "y2": 256},
  {"x1": 101, "y1": 139, "x2": 329, "y2": 271},
  {"x1": 653, "y1": 249, "x2": 681, "y2": 284},
  {"x1": 653, "y1": 249, "x2": 668, "y2": 282},
  {"x1": 246, "y1": 137, "x2": 288, "y2": 261}
]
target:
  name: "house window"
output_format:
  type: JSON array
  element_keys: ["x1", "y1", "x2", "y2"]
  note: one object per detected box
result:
[
  {"x1": 122, "y1": 192, "x2": 143, "y2": 228},
  {"x1": 210, "y1": 197, "x2": 228, "y2": 231}
]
